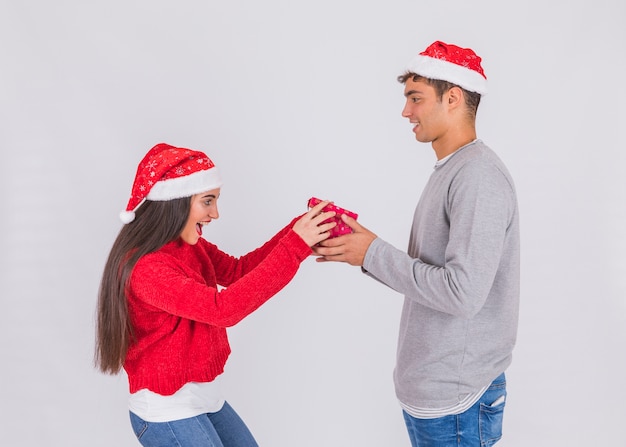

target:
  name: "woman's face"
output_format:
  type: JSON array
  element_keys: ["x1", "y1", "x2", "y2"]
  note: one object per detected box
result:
[{"x1": 180, "y1": 188, "x2": 221, "y2": 244}]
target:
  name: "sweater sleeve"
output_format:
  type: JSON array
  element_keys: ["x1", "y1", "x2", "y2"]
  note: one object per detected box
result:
[
  {"x1": 208, "y1": 215, "x2": 302, "y2": 287},
  {"x1": 363, "y1": 161, "x2": 516, "y2": 319},
  {"x1": 130, "y1": 228, "x2": 311, "y2": 327}
]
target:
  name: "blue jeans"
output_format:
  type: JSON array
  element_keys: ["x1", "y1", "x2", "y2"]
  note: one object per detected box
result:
[
  {"x1": 402, "y1": 373, "x2": 507, "y2": 447},
  {"x1": 129, "y1": 401, "x2": 259, "y2": 447}
]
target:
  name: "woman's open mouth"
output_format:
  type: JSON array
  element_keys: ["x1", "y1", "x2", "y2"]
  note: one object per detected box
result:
[
  {"x1": 196, "y1": 220, "x2": 212, "y2": 236},
  {"x1": 196, "y1": 222, "x2": 205, "y2": 236}
]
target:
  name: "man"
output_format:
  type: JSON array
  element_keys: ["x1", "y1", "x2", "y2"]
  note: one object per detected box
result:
[{"x1": 314, "y1": 41, "x2": 520, "y2": 446}]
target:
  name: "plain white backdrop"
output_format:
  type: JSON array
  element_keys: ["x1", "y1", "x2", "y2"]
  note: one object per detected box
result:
[{"x1": 1, "y1": 1, "x2": 624, "y2": 446}]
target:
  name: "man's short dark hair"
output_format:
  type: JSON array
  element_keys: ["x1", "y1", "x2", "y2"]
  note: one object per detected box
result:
[{"x1": 398, "y1": 72, "x2": 481, "y2": 119}]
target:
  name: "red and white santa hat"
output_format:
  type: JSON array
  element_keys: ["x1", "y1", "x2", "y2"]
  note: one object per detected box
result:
[
  {"x1": 405, "y1": 41, "x2": 488, "y2": 95},
  {"x1": 119, "y1": 143, "x2": 223, "y2": 224}
]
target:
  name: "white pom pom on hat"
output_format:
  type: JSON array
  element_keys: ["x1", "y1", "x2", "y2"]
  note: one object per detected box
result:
[
  {"x1": 119, "y1": 143, "x2": 223, "y2": 224},
  {"x1": 119, "y1": 210, "x2": 137, "y2": 224},
  {"x1": 405, "y1": 41, "x2": 488, "y2": 95}
]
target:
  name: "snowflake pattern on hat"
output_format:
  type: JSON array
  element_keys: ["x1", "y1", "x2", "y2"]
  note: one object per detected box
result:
[
  {"x1": 406, "y1": 40, "x2": 488, "y2": 95},
  {"x1": 120, "y1": 143, "x2": 222, "y2": 224},
  {"x1": 420, "y1": 41, "x2": 485, "y2": 79}
]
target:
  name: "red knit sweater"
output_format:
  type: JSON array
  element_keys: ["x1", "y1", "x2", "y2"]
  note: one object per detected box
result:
[{"x1": 124, "y1": 221, "x2": 311, "y2": 395}]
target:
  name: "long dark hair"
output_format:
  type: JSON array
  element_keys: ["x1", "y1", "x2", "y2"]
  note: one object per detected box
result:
[{"x1": 95, "y1": 197, "x2": 191, "y2": 374}]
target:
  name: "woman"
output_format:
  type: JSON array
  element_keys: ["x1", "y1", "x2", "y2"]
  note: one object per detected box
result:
[{"x1": 95, "y1": 143, "x2": 335, "y2": 446}]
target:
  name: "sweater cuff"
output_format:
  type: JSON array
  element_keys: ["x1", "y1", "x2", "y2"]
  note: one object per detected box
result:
[
  {"x1": 281, "y1": 229, "x2": 313, "y2": 261},
  {"x1": 362, "y1": 237, "x2": 383, "y2": 272}
]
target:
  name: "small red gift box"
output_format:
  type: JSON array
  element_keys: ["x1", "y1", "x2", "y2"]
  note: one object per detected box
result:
[{"x1": 307, "y1": 197, "x2": 358, "y2": 238}]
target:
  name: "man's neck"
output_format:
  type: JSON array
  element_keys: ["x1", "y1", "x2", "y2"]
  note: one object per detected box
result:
[{"x1": 432, "y1": 129, "x2": 477, "y2": 160}]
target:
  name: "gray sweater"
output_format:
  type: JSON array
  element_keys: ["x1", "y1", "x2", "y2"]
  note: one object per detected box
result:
[{"x1": 363, "y1": 140, "x2": 520, "y2": 409}]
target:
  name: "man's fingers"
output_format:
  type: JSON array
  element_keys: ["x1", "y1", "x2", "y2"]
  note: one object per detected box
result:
[{"x1": 341, "y1": 213, "x2": 361, "y2": 231}]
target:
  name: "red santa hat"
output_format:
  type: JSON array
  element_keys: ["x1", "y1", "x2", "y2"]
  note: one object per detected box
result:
[
  {"x1": 405, "y1": 41, "x2": 488, "y2": 95},
  {"x1": 119, "y1": 143, "x2": 223, "y2": 224}
]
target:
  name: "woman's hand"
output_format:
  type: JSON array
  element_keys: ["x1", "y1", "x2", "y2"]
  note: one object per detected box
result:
[{"x1": 292, "y1": 200, "x2": 337, "y2": 247}]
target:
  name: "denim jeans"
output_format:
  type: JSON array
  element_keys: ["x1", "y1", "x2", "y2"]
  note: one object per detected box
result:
[
  {"x1": 402, "y1": 373, "x2": 507, "y2": 447},
  {"x1": 129, "y1": 401, "x2": 259, "y2": 447}
]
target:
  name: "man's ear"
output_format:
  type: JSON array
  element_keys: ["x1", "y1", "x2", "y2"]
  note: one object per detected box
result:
[{"x1": 447, "y1": 86, "x2": 464, "y2": 108}]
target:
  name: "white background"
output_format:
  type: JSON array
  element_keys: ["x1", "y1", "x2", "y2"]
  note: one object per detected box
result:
[{"x1": 1, "y1": 1, "x2": 624, "y2": 446}]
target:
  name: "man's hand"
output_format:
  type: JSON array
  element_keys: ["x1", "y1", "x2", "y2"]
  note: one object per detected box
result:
[{"x1": 312, "y1": 214, "x2": 377, "y2": 266}]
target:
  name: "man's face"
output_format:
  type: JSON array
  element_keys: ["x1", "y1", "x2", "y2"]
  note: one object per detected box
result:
[{"x1": 401, "y1": 78, "x2": 449, "y2": 144}]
